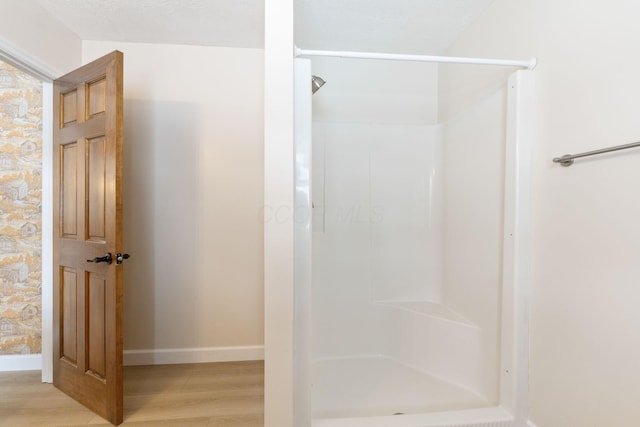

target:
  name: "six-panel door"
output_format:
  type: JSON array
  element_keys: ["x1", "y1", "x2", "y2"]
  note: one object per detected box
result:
[{"x1": 52, "y1": 51, "x2": 124, "y2": 426}]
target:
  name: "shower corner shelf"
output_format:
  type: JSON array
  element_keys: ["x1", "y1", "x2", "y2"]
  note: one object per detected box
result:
[{"x1": 374, "y1": 300, "x2": 478, "y2": 328}]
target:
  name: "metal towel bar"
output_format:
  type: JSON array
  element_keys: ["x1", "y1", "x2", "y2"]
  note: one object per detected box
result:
[{"x1": 553, "y1": 141, "x2": 640, "y2": 167}]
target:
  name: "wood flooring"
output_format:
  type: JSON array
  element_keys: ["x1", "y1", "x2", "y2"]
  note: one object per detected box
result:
[{"x1": 0, "y1": 361, "x2": 264, "y2": 426}]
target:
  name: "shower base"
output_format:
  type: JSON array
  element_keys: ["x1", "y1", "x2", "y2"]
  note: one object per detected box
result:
[{"x1": 312, "y1": 356, "x2": 490, "y2": 419}]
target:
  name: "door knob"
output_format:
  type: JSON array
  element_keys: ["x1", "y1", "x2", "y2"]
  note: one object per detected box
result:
[
  {"x1": 87, "y1": 253, "x2": 112, "y2": 264},
  {"x1": 116, "y1": 253, "x2": 130, "y2": 265}
]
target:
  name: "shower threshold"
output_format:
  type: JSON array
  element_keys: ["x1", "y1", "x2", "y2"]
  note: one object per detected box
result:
[{"x1": 312, "y1": 356, "x2": 491, "y2": 420}]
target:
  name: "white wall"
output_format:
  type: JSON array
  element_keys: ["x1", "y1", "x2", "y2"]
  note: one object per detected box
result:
[
  {"x1": 82, "y1": 41, "x2": 265, "y2": 360},
  {"x1": 442, "y1": 1, "x2": 640, "y2": 425},
  {"x1": 0, "y1": 0, "x2": 81, "y2": 77},
  {"x1": 264, "y1": 0, "x2": 295, "y2": 425},
  {"x1": 310, "y1": 58, "x2": 438, "y2": 125}
]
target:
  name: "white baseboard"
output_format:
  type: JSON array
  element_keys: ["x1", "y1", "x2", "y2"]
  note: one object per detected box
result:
[
  {"x1": 527, "y1": 421, "x2": 539, "y2": 427},
  {"x1": 123, "y1": 345, "x2": 264, "y2": 366},
  {"x1": 0, "y1": 347, "x2": 263, "y2": 371},
  {"x1": 0, "y1": 354, "x2": 42, "y2": 371}
]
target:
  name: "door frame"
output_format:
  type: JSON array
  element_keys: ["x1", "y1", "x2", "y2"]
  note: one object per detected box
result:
[{"x1": 0, "y1": 39, "x2": 58, "y2": 383}]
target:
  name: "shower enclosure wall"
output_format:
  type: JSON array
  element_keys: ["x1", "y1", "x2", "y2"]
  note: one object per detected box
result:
[{"x1": 294, "y1": 56, "x2": 532, "y2": 427}]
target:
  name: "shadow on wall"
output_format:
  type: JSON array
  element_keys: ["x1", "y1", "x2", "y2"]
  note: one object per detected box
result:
[
  {"x1": 123, "y1": 99, "x2": 204, "y2": 357},
  {"x1": 122, "y1": 99, "x2": 156, "y2": 355}
]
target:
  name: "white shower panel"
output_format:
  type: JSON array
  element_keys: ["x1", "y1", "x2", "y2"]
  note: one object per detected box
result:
[
  {"x1": 376, "y1": 303, "x2": 485, "y2": 396},
  {"x1": 369, "y1": 124, "x2": 443, "y2": 302},
  {"x1": 442, "y1": 85, "x2": 508, "y2": 402},
  {"x1": 312, "y1": 122, "x2": 444, "y2": 360},
  {"x1": 313, "y1": 357, "x2": 489, "y2": 419},
  {"x1": 312, "y1": 122, "x2": 378, "y2": 360},
  {"x1": 297, "y1": 62, "x2": 533, "y2": 426}
]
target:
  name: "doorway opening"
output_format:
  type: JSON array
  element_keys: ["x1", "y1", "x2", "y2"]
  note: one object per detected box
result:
[
  {"x1": 0, "y1": 59, "x2": 43, "y2": 356},
  {"x1": 0, "y1": 55, "x2": 53, "y2": 381}
]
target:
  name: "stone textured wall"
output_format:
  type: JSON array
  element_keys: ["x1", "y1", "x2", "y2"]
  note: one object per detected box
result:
[{"x1": 0, "y1": 60, "x2": 42, "y2": 355}]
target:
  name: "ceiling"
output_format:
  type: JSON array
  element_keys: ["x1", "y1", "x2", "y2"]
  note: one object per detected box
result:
[
  {"x1": 35, "y1": 0, "x2": 495, "y2": 53},
  {"x1": 36, "y1": 0, "x2": 265, "y2": 49}
]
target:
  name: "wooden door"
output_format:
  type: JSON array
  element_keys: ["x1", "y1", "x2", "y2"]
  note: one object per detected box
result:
[{"x1": 52, "y1": 51, "x2": 125, "y2": 425}]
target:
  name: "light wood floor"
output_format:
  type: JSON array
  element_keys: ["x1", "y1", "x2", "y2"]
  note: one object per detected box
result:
[{"x1": 0, "y1": 361, "x2": 264, "y2": 427}]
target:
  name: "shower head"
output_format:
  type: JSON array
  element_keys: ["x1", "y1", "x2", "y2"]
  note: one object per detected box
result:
[{"x1": 311, "y1": 75, "x2": 326, "y2": 94}]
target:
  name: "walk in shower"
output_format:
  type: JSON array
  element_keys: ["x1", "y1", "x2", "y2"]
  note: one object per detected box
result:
[{"x1": 294, "y1": 50, "x2": 533, "y2": 427}]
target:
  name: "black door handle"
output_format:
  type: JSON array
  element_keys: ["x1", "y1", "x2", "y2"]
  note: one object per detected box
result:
[
  {"x1": 87, "y1": 253, "x2": 113, "y2": 265},
  {"x1": 116, "y1": 253, "x2": 130, "y2": 265}
]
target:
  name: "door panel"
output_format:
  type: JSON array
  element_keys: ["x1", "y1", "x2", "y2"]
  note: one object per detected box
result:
[
  {"x1": 53, "y1": 50, "x2": 124, "y2": 426},
  {"x1": 87, "y1": 136, "x2": 107, "y2": 242},
  {"x1": 61, "y1": 142, "x2": 78, "y2": 237},
  {"x1": 88, "y1": 77, "x2": 107, "y2": 117},
  {"x1": 61, "y1": 267, "x2": 78, "y2": 364},
  {"x1": 62, "y1": 90, "x2": 78, "y2": 125},
  {"x1": 87, "y1": 272, "x2": 106, "y2": 380}
]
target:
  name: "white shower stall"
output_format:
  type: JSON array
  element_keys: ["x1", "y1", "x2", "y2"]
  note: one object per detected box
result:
[{"x1": 294, "y1": 53, "x2": 533, "y2": 427}]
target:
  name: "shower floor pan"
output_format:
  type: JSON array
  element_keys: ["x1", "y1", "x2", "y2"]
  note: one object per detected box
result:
[{"x1": 312, "y1": 356, "x2": 497, "y2": 420}]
